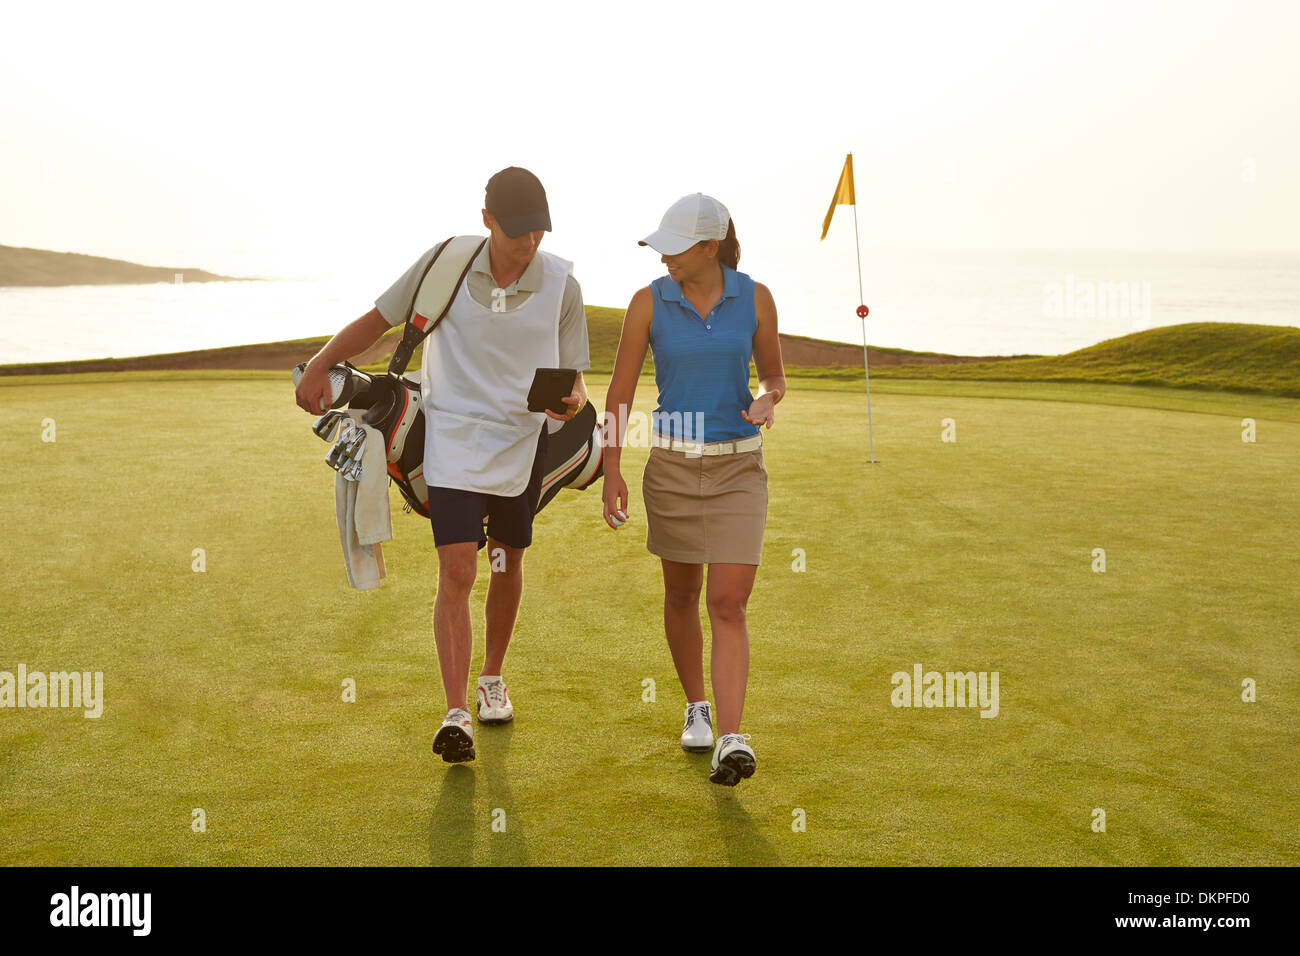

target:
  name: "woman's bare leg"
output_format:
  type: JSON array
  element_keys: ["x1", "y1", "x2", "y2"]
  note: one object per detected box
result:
[
  {"x1": 704, "y1": 563, "x2": 757, "y2": 736},
  {"x1": 660, "y1": 558, "x2": 706, "y2": 702}
]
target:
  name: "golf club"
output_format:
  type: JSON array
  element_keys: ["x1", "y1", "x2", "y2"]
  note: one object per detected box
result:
[
  {"x1": 326, "y1": 438, "x2": 348, "y2": 471},
  {"x1": 313, "y1": 409, "x2": 347, "y2": 442},
  {"x1": 342, "y1": 428, "x2": 366, "y2": 462}
]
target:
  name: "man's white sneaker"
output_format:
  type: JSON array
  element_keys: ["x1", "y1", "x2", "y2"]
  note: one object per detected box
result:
[
  {"x1": 680, "y1": 701, "x2": 714, "y2": 753},
  {"x1": 476, "y1": 677, "x2": 514, "y2": 725},
  {"x1": 432, "y1": 708, "x2": 475, "y2": 762},
  {"x1": 710, "y1": 733, "x2": 756, "y2": 786}
]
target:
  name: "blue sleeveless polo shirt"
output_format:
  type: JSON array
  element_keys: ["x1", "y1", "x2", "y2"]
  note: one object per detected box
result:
[{"x1": 648, "y1": 266, "x2": 761, "y2": 442}]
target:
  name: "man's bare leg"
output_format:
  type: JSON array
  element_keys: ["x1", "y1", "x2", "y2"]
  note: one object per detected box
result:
[
  {"x1": 482, "y1": 537, "x2": 525, "y2": 678},
  {"x1": 434, "y1": 542, "x2": 478, "y2": 711}
]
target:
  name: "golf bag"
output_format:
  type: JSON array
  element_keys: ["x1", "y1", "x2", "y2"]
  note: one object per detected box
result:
[{"x1": 295, "y1": 235, "x2": 603, "y2": 517}]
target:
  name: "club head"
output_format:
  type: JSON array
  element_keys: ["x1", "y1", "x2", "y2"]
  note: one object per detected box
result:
[
  {"x1": 342, "y1": 429, "x2": 366, "y2": 462},
  {"x1": 326, "y1": 438, "x2": 348, "y2": 470},
  {"x1": 313, "y1": 410, "x2": 346, "y2": 442}
]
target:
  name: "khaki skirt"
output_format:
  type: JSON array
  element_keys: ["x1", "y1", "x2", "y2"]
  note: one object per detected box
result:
[{"x1": 641, "y1": 445, "x2": 768, "y2": 565}]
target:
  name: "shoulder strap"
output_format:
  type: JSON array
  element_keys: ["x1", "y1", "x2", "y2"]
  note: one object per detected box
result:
[{"x1": 387, "y1": 235, "x2": 488, "y2": 376}]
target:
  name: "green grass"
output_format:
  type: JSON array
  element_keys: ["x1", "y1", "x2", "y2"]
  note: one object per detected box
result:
[
  {"x1": 812, "y1": 323, "x2": 1300, "y2": 397},
  {"x1": 1, "y1": 371, "x2": 1296, "y2": 865}
]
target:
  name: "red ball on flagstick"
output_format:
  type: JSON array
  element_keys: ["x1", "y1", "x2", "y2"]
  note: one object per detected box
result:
[{"x1": 856, "y1": 305, "x2": 869, "y2": 318}]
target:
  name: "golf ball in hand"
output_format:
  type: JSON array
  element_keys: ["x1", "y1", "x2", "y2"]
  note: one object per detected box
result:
[{"x1": 610, "y1": 510, "x2": 627, "y2": 528}]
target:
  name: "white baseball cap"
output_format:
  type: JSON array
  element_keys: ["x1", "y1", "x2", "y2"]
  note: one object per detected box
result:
[{"x1": 638, "y1": 193, "x2": 731, "y2": 255}]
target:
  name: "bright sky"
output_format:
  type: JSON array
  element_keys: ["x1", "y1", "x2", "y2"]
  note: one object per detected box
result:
[{"x1": 2, "y1": 0, "x2": 1296, "y2": 319}]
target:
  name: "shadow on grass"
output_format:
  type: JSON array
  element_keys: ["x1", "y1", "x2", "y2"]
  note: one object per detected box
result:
[
  {"x1": 710, "y1": 786, "x2": 782, "y2": 866},
  {"x1": 478, "y1": 722, "x2": 530, "y2": 866},
  {"x1": 427, "y1": 722, "x2": 530, "y2": 867},
  {"x1": 684, "y1": 753, "x2": 782, "y2": 865},
  {"x1": 428, "y1": 764, "x2": 475, "y2": 867}
]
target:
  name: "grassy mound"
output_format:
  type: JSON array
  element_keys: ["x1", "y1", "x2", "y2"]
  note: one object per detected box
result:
[{"x1": 849, "y1": 323, "x2": 1300, "y2": 397}]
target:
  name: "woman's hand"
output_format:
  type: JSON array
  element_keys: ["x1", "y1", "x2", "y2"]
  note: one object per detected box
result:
[
  {"x1": 602, "y1": 469, "x2": 629, "y2": 529},
  {"x1": 742, "y1": 393, "x2": 777, "y2": 429}
]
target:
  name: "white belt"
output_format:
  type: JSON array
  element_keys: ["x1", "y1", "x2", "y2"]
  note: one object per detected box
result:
[{"x1": 652, "y1": 432, "x2": 762, "y2": 456}]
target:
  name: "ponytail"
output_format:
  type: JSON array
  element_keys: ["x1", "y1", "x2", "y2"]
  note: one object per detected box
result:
[{"x1": 716, "y1": 219, "x2": 740, "y2": 270}]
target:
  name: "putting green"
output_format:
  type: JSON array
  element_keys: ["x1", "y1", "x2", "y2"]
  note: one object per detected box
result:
[{"x1": 0, "y1": 372, "x2": 1295, "y2": 865}]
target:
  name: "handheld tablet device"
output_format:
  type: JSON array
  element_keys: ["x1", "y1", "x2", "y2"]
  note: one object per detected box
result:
[{"x1": 527, "y1": 367, "x2": 578, "y2": 415}]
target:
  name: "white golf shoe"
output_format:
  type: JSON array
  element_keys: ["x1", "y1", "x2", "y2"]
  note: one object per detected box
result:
[
  {"x1": 710, "y1": 733, "x2": 756, "y2": 786},
  {"x1": 432, "y1": 708, "x2": 475, "y2": 763},
  {"x1": 476, "y1": 677, "x2": 514, "y2": 725},
  {"x1": 680, "y1": 701, "x2": 714, "y2": 753}
]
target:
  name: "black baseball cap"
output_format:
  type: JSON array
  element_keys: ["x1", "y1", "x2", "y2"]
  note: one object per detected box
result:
[{"x1": 485, "y1": 167, "x2": 552, "y2": 238}]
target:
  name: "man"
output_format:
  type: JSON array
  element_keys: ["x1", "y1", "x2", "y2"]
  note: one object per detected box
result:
[{"x1": 295, "y1": 167, "x2": 590, "y2": 763}]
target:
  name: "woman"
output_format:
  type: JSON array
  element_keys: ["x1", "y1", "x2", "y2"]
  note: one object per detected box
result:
[{"x1": 602, "y1": 194, "x2": 786, "y2": 786}]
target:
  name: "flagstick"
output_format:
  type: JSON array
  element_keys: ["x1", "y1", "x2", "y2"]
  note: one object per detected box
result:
[{"x1": 852, "y1": 201, "x2": 877, "y2": 464}]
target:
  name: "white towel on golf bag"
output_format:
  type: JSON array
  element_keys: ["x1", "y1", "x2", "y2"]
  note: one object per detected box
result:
[{"x1": 333, "y1": 415, "x2": 392, "y2": 591}]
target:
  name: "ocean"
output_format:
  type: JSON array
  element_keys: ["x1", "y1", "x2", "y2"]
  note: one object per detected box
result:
[{"x1": 1, "y1": 249, "x2": 1296, "y2": 365}]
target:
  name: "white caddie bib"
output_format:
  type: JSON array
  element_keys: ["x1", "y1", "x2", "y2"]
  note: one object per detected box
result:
[{"x1": 420, "y1": 251, "x2": 570, "y2": 496}]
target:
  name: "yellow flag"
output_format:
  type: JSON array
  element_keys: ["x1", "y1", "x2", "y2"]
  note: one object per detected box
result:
[{"x1": 820, "y1": 154, "x2": 856, "y2": 240}]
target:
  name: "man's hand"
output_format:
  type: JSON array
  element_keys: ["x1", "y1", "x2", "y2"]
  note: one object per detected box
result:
[
  {"x1": 545, "y1": 392, "x2": 585, "y2": 422},
  {"x1": 296, "y1": 361, "x2": 334, "y2": 415},
  {"x1": 546, "y1": 373, "x2": 588, "y2": 423}
]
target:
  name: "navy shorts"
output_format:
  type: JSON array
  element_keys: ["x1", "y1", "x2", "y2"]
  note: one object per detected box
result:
[{"x1": 427, "y1": 426, "x2": 548, "y2": 550}]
